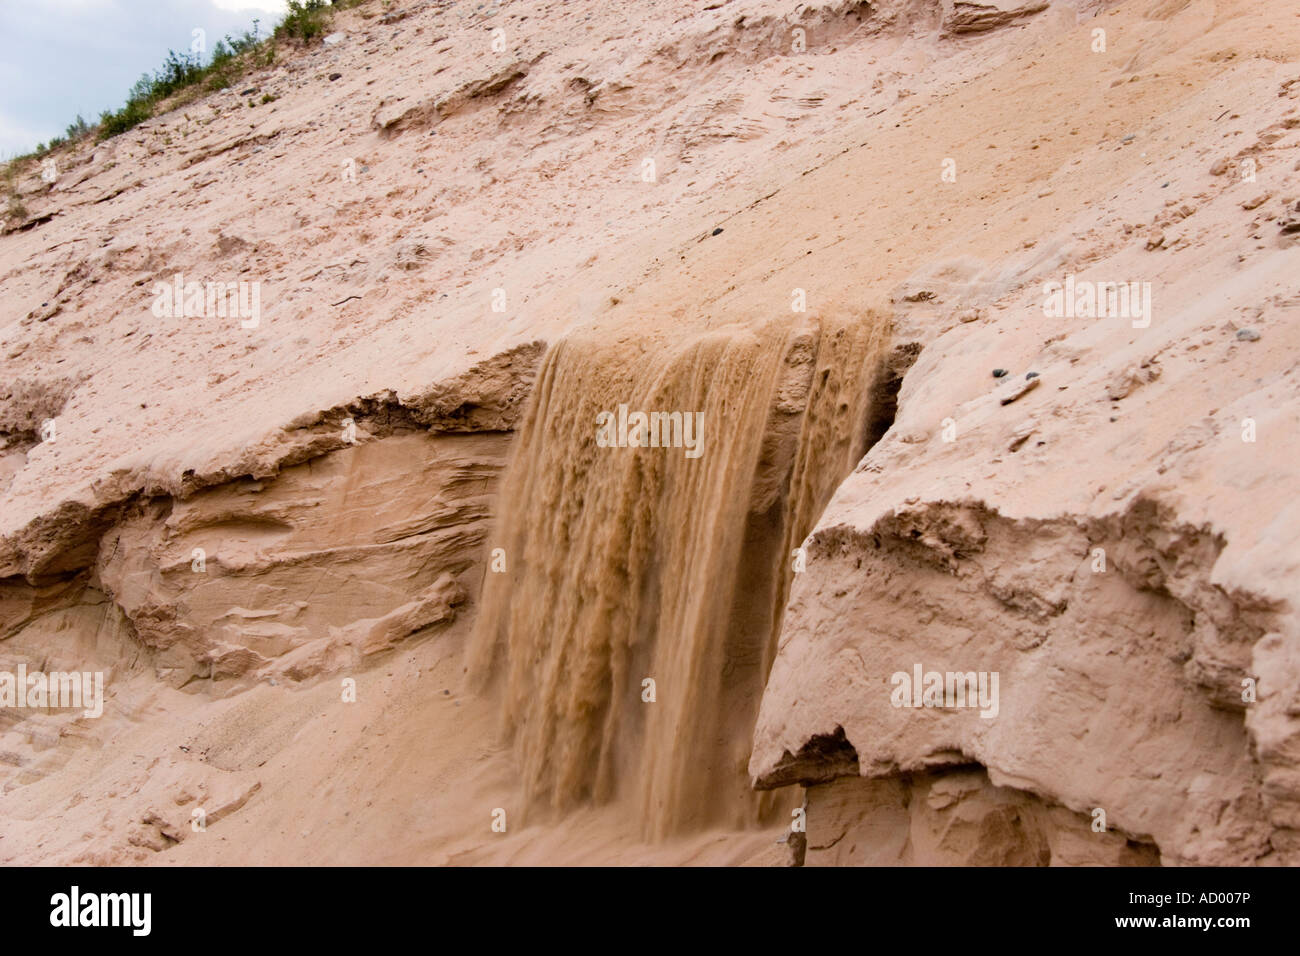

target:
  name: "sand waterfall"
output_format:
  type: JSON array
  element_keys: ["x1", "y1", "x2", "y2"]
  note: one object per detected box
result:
[{"x1": 468, "y1": 311, "x2": 889, "y2": 839}]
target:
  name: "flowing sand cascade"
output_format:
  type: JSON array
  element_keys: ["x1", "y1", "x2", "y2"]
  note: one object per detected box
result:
[{"x1": 468, "y1": 311, "x2": 889, "y2": 839}]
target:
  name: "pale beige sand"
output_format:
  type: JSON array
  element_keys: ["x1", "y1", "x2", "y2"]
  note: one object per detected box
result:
[{"x1": 1, "y1": 0, "x2": 1298, "y2": 865}]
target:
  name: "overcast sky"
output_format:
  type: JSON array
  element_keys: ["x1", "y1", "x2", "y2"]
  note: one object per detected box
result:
[{"x1": 0, "y1": 0, "x2": 290, "y2": 157}]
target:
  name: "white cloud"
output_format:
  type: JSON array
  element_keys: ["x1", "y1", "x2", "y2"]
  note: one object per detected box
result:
[
  {"x1": 0, "y1": 0, "x2": 292, "y2": 156},
  {"x1": 30, "y1": 0, "x2": 115, "y2": 9},
  {"x1": 0, "y1": 116, "x2": 56, "y2": 159},
  {"x1": 211, "y1": 0, "x2": 287, "y2": 12}
]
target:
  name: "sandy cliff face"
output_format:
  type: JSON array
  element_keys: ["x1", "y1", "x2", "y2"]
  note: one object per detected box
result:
[
  {"x1": 748, "y1": 0, "x2": 1300, "y2": 864},
  {"x1": 1, "y1": 0, "x2": 1297, "y2": 865}
]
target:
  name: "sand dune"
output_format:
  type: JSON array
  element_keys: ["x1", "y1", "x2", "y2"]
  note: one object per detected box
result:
[{"x1": 1, "y1": 0, "x2": 1298, "y2": 866}]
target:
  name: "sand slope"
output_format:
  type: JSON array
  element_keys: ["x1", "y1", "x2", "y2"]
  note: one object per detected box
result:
[{"x1": 1, "y1": 0, "x2": 1298, "y2": 865}]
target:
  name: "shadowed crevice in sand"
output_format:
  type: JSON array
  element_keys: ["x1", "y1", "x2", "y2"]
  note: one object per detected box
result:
[
  {"x1": 862, "y1": 341, "x2": 921, "y2": 452},
  {"x1": 754, "y1": 725, "x2": 860, "y2": 790}
]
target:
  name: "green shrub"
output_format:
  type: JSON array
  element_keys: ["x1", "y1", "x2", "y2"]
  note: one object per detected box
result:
[
  {"x1": 150, "y1": 49, "x2": 205, "y2": 100},
  {"x1": 64, "y1": 115, "x2": 92, "y2": 141},
  {"x1": 54, "y1": 3, "x2": 352, "y2": 145},
  {"x1": 275, "y1": 1, "x2": 334, "y2": 45},
  {"x1": 6, "y1": 195, "x2": 28, "y2": 222},
  {"x1": 98, "y1": 98, "x2": 153, "y2": 139}
]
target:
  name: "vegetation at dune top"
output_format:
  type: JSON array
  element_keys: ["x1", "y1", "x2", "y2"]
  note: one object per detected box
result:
[
  {"x1": 277, "y1": 0, "x2": 341, "y2": 44},
  {"x1": 5, "y1": 0, "x2": 369, "y2": 176}
]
